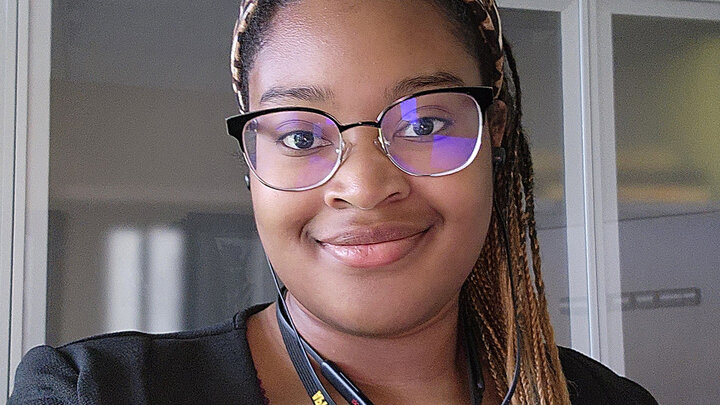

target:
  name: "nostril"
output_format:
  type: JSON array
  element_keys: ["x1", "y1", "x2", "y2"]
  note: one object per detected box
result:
[
  {"x1": 387, "y1": 191, "x2": 406, "y2": 203},
  {"x1": 330, "y1": 196, "x2": 354, "y2": 210}
]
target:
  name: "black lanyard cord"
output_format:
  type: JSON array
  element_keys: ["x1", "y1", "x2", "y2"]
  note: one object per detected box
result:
[
  {"x1": 270, "y1": 262, "x2": 339, "y2": 405},
  {"x1": 462, "y1": 305, "x2": 486, "y2": 403},
  {"x1": 494, "y1": 196, "x2": 522, "y2": 404}
]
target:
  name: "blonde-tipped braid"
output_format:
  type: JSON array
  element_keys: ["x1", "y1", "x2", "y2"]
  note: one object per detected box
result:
[
  {"x1": 460, "y1": 39, "x2": 572, "y2": 404},
  {"x1": 231, "y1": 1, "x2": 572, "y2": 404}
]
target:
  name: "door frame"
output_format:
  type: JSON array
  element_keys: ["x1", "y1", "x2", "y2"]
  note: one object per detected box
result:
[{"x1": 1, "y1": 0, "x2": 51, "y2": 398}]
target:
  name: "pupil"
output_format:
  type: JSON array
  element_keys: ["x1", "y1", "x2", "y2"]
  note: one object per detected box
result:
[
  {"x1": 293, "y1": 132, "x2": 314, "y2": 149},
  {"x1": 413, "y1": 118, "x2": 434, "y2": 136}
]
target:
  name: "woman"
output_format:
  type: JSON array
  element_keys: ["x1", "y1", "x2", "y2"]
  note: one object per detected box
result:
[{"x1": 10, "y1": 0, "x2": 657, "y2": 404}]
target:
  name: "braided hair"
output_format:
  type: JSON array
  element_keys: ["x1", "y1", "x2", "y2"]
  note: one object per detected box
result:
[{"x1": 230, "y1": 1, "x2": 572, "y2": 403}]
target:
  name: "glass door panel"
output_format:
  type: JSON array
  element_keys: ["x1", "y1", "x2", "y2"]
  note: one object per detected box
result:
[{"x1": 612, "y1": 13, "x2": 720, "y2": 404}]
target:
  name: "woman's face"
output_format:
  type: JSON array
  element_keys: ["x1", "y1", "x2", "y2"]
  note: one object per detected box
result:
[{"x1": 247, "y1": 0, "x2": 496, "y2": 337}]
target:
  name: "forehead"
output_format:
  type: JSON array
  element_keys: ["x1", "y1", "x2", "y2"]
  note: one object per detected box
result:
[{"x1": 248, "y1": 0, "x2": 482, "y2": 111}]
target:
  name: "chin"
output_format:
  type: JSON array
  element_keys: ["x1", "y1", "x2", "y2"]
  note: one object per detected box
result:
[{"x1": 305, "y1": 283, "x2": 462, "y2": 338}]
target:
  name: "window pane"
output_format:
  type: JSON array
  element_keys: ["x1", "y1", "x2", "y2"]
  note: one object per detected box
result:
[{"x1": 613, "y1": 14, "x2": 720, "y2": 404}]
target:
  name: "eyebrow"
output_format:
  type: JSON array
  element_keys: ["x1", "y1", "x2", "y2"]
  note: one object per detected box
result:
[
  {"x1": 259, "y1": 85, "x2": 335, "y2": 105},
  {"x1": 258, "y1": 71, "x2": 466, "y2": 106},
  {"x1": 387, "y1": 72, "x2": 466, "y2": 100}
]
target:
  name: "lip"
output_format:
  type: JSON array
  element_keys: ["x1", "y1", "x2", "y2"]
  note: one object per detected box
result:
[{"x1": 316, "y1": 225, "x2": 431, "y2": 268}]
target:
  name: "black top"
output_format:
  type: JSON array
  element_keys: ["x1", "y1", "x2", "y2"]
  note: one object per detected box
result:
[{"x1": 10, "y1": 304, "x2": 657, "y2": 405}]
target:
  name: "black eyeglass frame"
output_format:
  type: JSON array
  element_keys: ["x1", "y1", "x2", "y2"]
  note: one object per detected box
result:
[{"x1": 226, "y1": 86, "x2": 494, "y2": 191}]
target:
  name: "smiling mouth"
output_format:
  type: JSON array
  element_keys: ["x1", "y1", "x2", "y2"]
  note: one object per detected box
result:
[{"x1": 316, "y1": 226, "x2": 431, "y2": 268}]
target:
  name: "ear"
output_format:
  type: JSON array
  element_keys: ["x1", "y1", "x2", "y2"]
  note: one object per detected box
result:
[{"x1": 486, "y1": 99, "x2": 507, "y2": 148}]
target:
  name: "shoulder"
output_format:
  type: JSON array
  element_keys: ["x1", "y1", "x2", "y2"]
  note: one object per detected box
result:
[
  {"x1": 558, "y1": 346, "x2": 658, "y2": 405},
  {"x1": 10, "y1": 303, "x2": 270, "y2": 405}
]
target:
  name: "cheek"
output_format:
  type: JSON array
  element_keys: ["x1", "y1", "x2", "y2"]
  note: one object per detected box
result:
[
  {"x1": 420, "y1": 135, "x2": 495, "y2": 256},
  {"x1": 403, "y1": 137, "x2": 494, "y2": 286},
  {"x1": 251, "y1": 181, "x2": 320, "y2": 258},
  {"x1": 418, "y1": 174, "x2": 492, "y2": 276}
]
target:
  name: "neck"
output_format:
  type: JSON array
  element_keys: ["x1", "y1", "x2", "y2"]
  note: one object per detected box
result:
[{"x1": 284, "y1": 293, "x2": 470, "y2": 403}]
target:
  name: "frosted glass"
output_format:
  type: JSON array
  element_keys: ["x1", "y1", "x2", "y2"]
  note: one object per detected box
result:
[{"x1": 613, "y1": 14, "x2": 720, "y2": 405}]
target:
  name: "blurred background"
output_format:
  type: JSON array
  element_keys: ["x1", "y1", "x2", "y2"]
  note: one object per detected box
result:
[{"x1": 10, "y1": 1, "x2": 720, "y2": 404}]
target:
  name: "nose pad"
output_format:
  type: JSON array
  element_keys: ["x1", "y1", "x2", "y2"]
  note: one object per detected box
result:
[
  {"x1": 340, "y1": 141, "x2": 352, "y2": 164},
  {"x1": 373, "y1": 138, "x2": 384, "y2": 152}
]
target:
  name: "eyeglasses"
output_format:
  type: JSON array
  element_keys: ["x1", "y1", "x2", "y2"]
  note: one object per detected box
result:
[{"x1": 226, "y1": 86, "x2": 493, "y2": 191}]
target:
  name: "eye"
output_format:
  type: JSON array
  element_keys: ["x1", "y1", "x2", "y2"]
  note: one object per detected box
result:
[
  {"x1": 395, "y1": 117, "x2": 452, "y2": 141},
  {"x1": 279, "y1": 131, "x2": 332, "y2": 150}
]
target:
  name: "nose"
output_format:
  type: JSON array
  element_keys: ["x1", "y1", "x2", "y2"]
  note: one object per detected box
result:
[{"x1": 323, "y1": 127, "x2": 410, "y2": 210}]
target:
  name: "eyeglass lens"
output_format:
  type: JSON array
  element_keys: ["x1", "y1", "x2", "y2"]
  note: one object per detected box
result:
[{"x1": 242, "y1": 92, "x2": 481, "y2": 190}]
